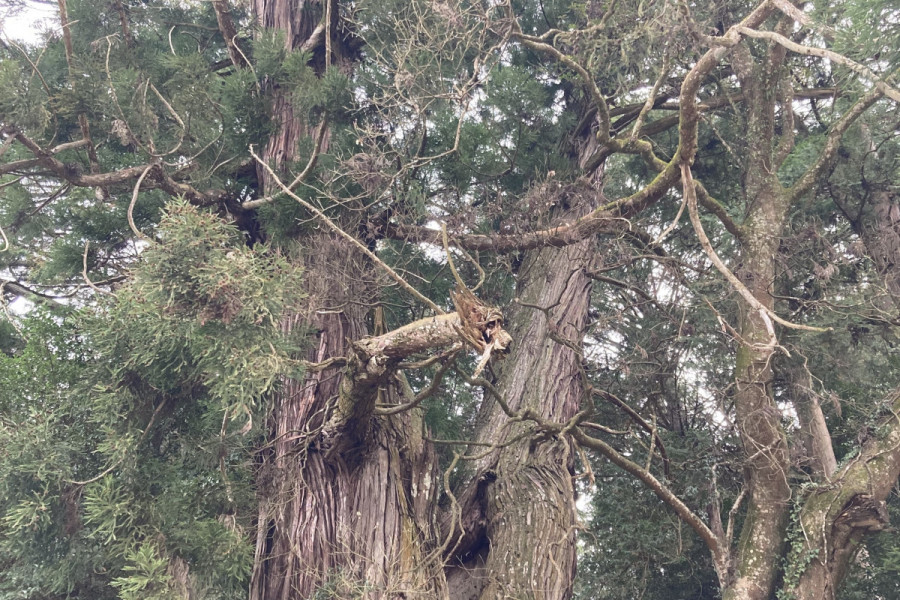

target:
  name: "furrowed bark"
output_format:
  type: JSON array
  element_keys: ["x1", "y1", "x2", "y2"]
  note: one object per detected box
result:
[
  {"x1": 212, "y1": 0, "x2": 249, "y2": 69},
  {"x1": 248, "y1": 3, "x2": 454, "y2": 596},
  {"x1": 250, "y1": 233, "x2": 452, "y2": 599},
  {"x1": 445, "y1": 183, "x2": 596, "y2": 600}
]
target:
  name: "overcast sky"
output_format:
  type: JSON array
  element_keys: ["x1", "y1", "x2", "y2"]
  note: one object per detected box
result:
[{"x1": 1, "y1": 1, "x2": 57, "y2": 43}]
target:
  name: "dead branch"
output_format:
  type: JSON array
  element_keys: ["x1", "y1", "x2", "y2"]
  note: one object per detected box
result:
[{"x1": 573, "y1": 427, "x2": 729, "y2": 581}]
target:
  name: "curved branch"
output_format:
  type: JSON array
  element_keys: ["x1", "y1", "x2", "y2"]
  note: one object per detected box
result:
[
  {"x1": 127, "y1": 165, "x2": 154, "y2": 241},
  {"x1": 737, "y1": 27, "x2": 900, "y2": 103},
  {"x1": 788, "y1": 87, "x2": 886, "y2": 204},
  {"x1": 683, "y1": 162, "x2": 827, "y2": 334},
  {"x1": 241, "y1": 118, "x2": 328, "y2": 210},
  {"x1": 211, "y1": 0, "x2": 249, "y2": 68},
  {"x1": 572, "y1": 427, "x2": 728, "y2": 577},
  {"x1": 387, "y1": 162, "x2": 678, "y2": 253},
  {"x1": 375, "y1": 352, "x2": 458, "y2": 416},
  {"x1": 82, "y1": 242, "x2": 113, "y2": 297}
]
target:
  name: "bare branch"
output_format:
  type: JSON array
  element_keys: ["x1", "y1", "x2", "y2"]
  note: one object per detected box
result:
[
  {"x1": 507, "y1": 27, "x2": 611, "y2": 142},
  {"x1": 82, "y1": 241, "x2": 113, "y2": 296},
  {"x1": 630, "y1": 54, "x2": 671, "y2": 141},
  {"x1": 737, "y1": 27, "x2": 900, "y2": 103},
  {"x1": 250, "y1": 146, "x2": 444, "y2": 314},
  {"x1": 3, "y1": 128, "x2": 221, "y2": 205},
  {"x1": 127, "y1": 165, "x2": 154, "y2": 241},
  {"x1": 0, "y1": 279, "x2": 69, "y2": 306},
  {"x1": 573, "y1": 427, "x2": 728, "y2": 577},
  {"x1": 683, "y1": 162, "x2": 827, "y2": 334},
  {"x1": 241, "y1": 118, "x2": 328, "y2": 210},
  {"x1": 0, "y1": 138, "x2": 89, "y2": 176},
  {"x1": 788, "y1": 86, "x2": 887, "y2": 204}
]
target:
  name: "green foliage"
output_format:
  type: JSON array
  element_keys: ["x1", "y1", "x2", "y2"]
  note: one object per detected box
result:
[
  {"x1": 110, "y1": 544, "x2": 174, "y2": 600},
  {"x1": 575, "y1": 449, "x2": 721, "y2": 600},
  {"x1": 2, "y1": 0, "x2": 900, "y2": 598},
  {"x1": 0, "y1": 59, "x2": 52, "y2": 134},
  {"x1": 0, "y1": 201, "x2": 305, "y2": 599}
]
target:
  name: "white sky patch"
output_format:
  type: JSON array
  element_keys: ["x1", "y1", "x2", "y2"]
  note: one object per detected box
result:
[{"x1": 0, "y1": 1, "x2": 57, "y2": 44}]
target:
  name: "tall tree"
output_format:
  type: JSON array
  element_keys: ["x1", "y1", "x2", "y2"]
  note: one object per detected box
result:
[{"x1": 2, "y1": 1, "x2": 899, "y2": 599}]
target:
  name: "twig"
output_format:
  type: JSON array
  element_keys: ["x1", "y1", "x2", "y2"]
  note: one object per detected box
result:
[
  {"x1": 82, "y1": 242, "x2": 112, "y2": 296},
  {"x1": 250, "y1": 147, "x2": 444, "y2": 314},
  {"x1": 301, "y1": 356, "x2": 348, "y2": 372},
  {"x1": 726, "y1": 486, "x2": 748, "y2": 546},
  {"x1": 127, "y1": 165, "x2": 154, "y2": 241},
  {"x1": 5, "y1": 40, "x2": 52, "y2": 98},
  {"x1": 593, "y1": 388, "x2": 670, "y2": 476},
  {"x1": 148, "y1": 82, "x2": 186, "y2": 156},
  {"x1": 574, "y1": 427, "x2": 728, "y2": 576}
]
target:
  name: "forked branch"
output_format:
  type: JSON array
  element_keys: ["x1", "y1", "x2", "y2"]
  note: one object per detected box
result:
[{"x1": 683, "y1": 163, "x2": 827, "y2": 335}]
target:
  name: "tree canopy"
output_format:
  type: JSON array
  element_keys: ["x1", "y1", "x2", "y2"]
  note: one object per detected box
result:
[{"x1": 1, "y1": 0, "x2": 899, "y2": 599}]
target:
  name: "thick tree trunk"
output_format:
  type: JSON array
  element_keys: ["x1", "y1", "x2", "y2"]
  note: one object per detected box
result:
[
  {"x1": 445, "y1": 182, "x2": 596, "y2": 599},
  {"x1": 250, "y1": 232, "x2": 449, "y2": 599},
  {"x1": 248, "y1": 2, "x2": 447, "y2": 597},
  {"x1": 725, "y1": 191, "x2": 792, "y2": 600},
  {"x1": 722, "y1": 50, "x2": 792, "y2": 600}
]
